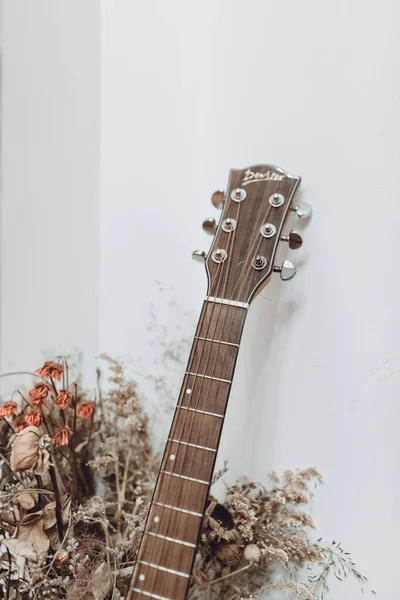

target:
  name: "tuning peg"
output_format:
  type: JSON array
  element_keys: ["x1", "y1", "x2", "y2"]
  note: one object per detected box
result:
[
  {"x1": 192, "y1": 250, "x2": 207, "y2": 263},
  {"x1": 211, "y1": 190, "x2": 225, "y2": 209},
  {"x1": 273, "y1": 260, "x2": 297, "y2": 281},
  {"x1": 292, "y1": 201, "x2": 312, "y2": 219},
  {"x1": 202, "y1": 218, "x2": 217, "y2": 235},
  {"x1": 281, "y1": 230, "x2": 303, "y2": 249}
]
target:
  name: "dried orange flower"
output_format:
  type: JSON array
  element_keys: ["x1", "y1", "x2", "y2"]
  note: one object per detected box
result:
[
  {"x1": 0, "y1": 401, "x2": 18, "y2": 418},
  {"x1": 51, "y1": 426, "x2": 72, "y2": 447},
  {"x1": 55, "y1": 549, "x2": 69, "y2": 565},
  {"x1": 35, "y1": 361, "x2": 63, "y2": 381},
  {"x1": 29, "y1": 383, "x2": 50, "y2": 408},
  {"x1": 25, "y1": 412, "x2": 42, "y2": 427},
  {"x1": 54, "y1": 389, "x2": 72, "y2": 410},
  {"x1": 77, "y1": 402, "x2": 95, "y2": 420}
]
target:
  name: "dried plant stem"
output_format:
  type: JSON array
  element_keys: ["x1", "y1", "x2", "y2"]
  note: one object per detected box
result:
[
  {"x1": 32, "y1": 513, "x2": 73, "y2": 600},
  {"x1": 2, "y1": 417, "x2": 16, "y2": 434},
  {"x1": 6, "y1": 549, "x2": 12, "y2": 600},
  {"x1": 70, "y1": 385, "x2": 79, "y2": 502},
  {"x1": 121, "y1": 442, "x2": 133, "y2": 502},
  {"x1": 206, "y1": 564, "x2": 251, "y2": 587},
  {"x1": 48, "y1": 463, "x2": 64, "y2": 543},
  {"x1": 114, "y1": 439, "x2": 123, "y2": 523}
]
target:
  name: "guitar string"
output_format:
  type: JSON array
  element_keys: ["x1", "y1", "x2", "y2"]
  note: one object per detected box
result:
[
  {"x1": 131, "y1": 267, "x2": 227, "y2": 598},
  {"x1": 134, "y1": 206, "x2": 240, "y2": 597},
  {"x1": 168, "y1": 198, "x2": 276, "y2": 598},
  {"x1": 134, "y1": 187, "x2": 280, "y2": 598},
  {"x1": 154, "y1": 189, "x2": 276, "y2": 599},
  {"x1": 162, "y1": 203, "x2": 249, "y2": 598},
  {"x1": 151, "y1": 203, "x2": 242, "y2": 598},
  {"x1": 160, "y1": 193, "x2": 275, "y2": 598}
]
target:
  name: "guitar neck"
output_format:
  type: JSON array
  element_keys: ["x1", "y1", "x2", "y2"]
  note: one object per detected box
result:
[
  {"x1": 128, "y1": 298, "x2": 248, "y2": 600},
  {"x1": 127, "y1": 162, "x2": 308, "y2": 599}
]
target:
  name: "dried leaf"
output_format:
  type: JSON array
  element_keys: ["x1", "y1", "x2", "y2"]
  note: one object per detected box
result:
[
  {"x1": 10, "y1": 426, "x2": 50, "y2": 475},
  {"x1": 92, "y1": 561, "x2": 112, "y2": 600},
  {"x1": 42, "y1": 494, "x2": 71, "y2": 530},
  {"x1": 12, "y1": 485, "x2": 38, "y2": 510},
  {"x1": 42, "y1": 494, "x2": 71, "y2": 547},
  {"x1": 13, "y1": 512, "x2": 49, "y2": 561},
  {"x1": 3, "y1": 539, "x2": 37, "y2": 562}
]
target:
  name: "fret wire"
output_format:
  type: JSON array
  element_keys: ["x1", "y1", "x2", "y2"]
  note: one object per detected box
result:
[
  {"x1": 131, "y1": 589, "x2": 171, "y2": 600},
  {"x1": 152, "y1": 501, "x2": 203, "y2": 518},
  {"x1": 161, "y1": 470, "x2": 209, "y2": 486},
  {"x1": 168, "y1": 438, "x2": 217, "y2": 453},
  {"x1": 194, "y1": 335, "x2": 240, "y2": 348},
  {"x1": 138, "y1": 561, "x2": 190, "y2": 579},
  {"x1": 185, "y1": 371, "x2": 232, "y2": 384},
  {"x1": 176, "y1": 404, "x2": 224, "y2": 419},
  {"x1": 145, "y1": 531, "x2": 196, "y2": 548}
]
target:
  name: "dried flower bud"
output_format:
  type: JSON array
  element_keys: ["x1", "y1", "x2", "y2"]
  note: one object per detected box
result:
[
  {"x1": 35, "y1": 361, "x2": 63, "y2": 381},
  {"x1": 13, "y1": 415, "x2": 26, "y2": 431},
  {"x1": 54, "y1": 389, "x2": 71, "y2": 410},
  {"x1": 244, "y1": 543, "x2": 261, "y2": 563},
  {"x1": 10, "y1": 426, "x2": 50, "y2": 475},
  {"x1": 25, "y1": 411, "x2": 42, "y2": 427},
  {"x1": 77, "y1": 402, "x2": 95, "y2": 420},
  {"x1": 0, "y1": 401, "x2": 18, "y2": 419},
  {"x1": 212, "y1": 541, "x2": 241, "y2": 565},
  {"x1": 55, "y1": 549, "x2": 69, "y2": 565},
  {"x1": 29, "y1": 383, "x2": 51, "y2": 408},
  {"x1": 51, "y1": 426, "x2": 72, "y2": 447}
]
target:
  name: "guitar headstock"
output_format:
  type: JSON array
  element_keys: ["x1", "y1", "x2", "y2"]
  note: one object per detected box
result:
[{"x1": 193, "y1": 164, "x2": 311, "y2": 305}]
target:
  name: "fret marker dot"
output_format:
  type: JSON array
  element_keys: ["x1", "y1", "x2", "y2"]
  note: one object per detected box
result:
[
  {"x1": 186, "y1": 388, "x2": 192, "y2": 394},
  {"x1": 154, "y1": 516, "x2": 160, "y2": 523},
  {"x1": 139, "y1": 574, "x2": 145, "y2": 581},
  {"x1": 169, "y1": 454, "x2": 175, "y2": 461}
]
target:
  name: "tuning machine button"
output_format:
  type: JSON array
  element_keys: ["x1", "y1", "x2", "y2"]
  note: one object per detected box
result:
[
  {"x1": 221, "y1": 218, "x2": 236, "y2": 233},
  {"x1": 202, "y1": 218, "x2": 217, "y2": 235},
  {"x1": 273, "y1": 260, "x2": 296, "y2": 281},
  {"x1": 281, "y1": 230, "x2": 303, "y2": 249},
  {"x1": 211, "y1": 190, "x2": 225, "y2": 209},
  {"x1": 292, "y1": 201, "x2": 312, "y2": 219},
  {"x1": 192, "y1": 250, "x2": 206, "y2": 263},
  {"x1": 252, "y1": 255, "x2": 268, "y2": 271}
]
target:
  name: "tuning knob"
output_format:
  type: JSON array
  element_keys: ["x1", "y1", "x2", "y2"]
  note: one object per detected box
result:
[
  {"x1": 292, "y1": 201, "x2": 312, "y2": 219},
  {"x1": 202, "y1": 218, "x2": 217, "y2": 235},
  {"x1": 281, "y1": 230, "x2": 303, "y2": 249},
  {"x1": 273, "y1": 260, "x2": 297, "y2": 281},
  {"x1": 192, "y1": 250, "x2": 206, "y2": 263},
  {"x1": 211, "y1": 190, "x2": 225, "y2": 209}
]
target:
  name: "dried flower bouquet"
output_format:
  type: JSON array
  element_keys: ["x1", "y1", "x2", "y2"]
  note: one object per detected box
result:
[{"x1": 0, "y1": 356, "x2": 372, "y2": 599}]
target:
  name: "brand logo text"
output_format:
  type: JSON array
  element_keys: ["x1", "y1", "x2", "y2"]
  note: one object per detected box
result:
[{"x1": 242, "y1": 168, "x2": 284, "y2": 186}]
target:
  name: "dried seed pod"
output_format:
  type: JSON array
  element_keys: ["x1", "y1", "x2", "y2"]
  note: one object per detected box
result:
[{"x1": 244, "y1": 543, "x2": 261, "y2": 563}]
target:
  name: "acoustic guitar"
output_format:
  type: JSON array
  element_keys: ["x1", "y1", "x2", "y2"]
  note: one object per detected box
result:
[{"x1": 127, "y1": 164, "x2": 311, "y2": 600}]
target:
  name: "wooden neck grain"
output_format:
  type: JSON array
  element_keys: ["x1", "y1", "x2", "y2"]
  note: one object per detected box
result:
[{"x1": 127, "y1": 299, "x2": 248, "y2": 600}]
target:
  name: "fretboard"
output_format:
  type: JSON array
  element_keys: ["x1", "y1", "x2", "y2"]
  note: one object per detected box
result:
[{"x1": 127, "y1": 298, "x2": 247, "y2": 600}]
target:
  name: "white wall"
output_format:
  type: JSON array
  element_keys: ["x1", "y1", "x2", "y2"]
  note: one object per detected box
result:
[
  {"x1": 0, "y1": 0, "x2": 101, "y2": 382},
  {"x1": 100, "y1": 2, "x2": 400, "y2": 598},
  {"x1": 2, "y1": 1, "x2": 400, "y2": 598}
]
